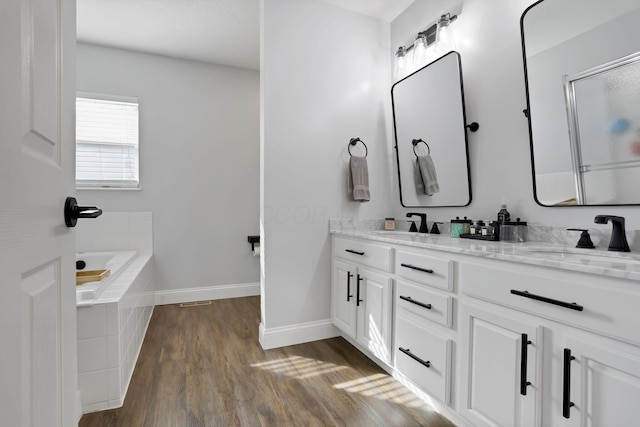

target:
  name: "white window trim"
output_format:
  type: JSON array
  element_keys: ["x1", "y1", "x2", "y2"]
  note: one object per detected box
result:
[{"x1": 75, "y1": 91, "x2": 140, "y2": 190}]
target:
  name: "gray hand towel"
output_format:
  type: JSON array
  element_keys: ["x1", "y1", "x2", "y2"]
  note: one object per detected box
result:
[
  {"x1": 348, "y1": 155, "x2": 370, "y2": 202},
  {"x1": 416, "y1": 154, "x2": 440, "y2": 196}
]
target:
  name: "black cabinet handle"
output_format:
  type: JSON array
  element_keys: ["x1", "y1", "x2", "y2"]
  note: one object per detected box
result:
[
  {"x1": 510, "y1": 289, "x2": 584, "y2": 311},
  {"x1": 399, "y1": 347, "x2": 431, "y2": 368},
  {"x1": 399, "y1": 295, "x2": 432, "y2": 310},
  {"x1": 346, "y1": 249, "x2": 365, "y2": 256},
  {"x1": 400, "y1": 263, "x2": 434, "y2": 274},
  {"x1": 346, "y1": 272, "x2": 353, "y2": 302},
  {"x1": 520, "y1": 333, "x2": 532, "y2": 396},
  {"x1": 563, "y1": 348, "x2": 576, "y2": 418},
  {"x1": 356, "y1": 274, "x2": 363, "y2": 307}
]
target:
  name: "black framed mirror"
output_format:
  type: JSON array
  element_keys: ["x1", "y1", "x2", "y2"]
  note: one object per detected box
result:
[
  {"x1": 522, "y1": 0, "x2": 640, "y2": 206},
  {"x1": 391, "y1": 51, "x2": 472, "y2": 208}
]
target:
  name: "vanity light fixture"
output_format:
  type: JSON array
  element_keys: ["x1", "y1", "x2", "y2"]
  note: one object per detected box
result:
[
  {"x1": 436, "y1": 13, "x2": 457, "y2": 52},
  {"x1": 394, "y1": 12, "x2": 458, "y2": 78}
]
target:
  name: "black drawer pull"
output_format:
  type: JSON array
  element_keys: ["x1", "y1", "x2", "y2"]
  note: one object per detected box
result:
[
  {"x1": 400, "y1": 263, "x2": 434, "y2": 274},
  {"x1": 520, "y1": 333, "x2": 532, "y2": 396},
  {"x1": 345, "y1": 249, "x2": 365, "y2": 256},
  {"x1": 346, "y1": 272, "x2": 353, "y2": 302},
  {"x1": 356, "y1": 274, "x2": 363, "y2": 307},
  {"x1": 510, "y1": 289, "x2": 583, "y2": 311},
  {"x1": 563, "y1": 348, "x2": 575, "y2": 418},
  {"x1": 399, "y1": 347, "x2": 431, "y2": 368},
  {"x1": 399, "y1": 295, "x2": 432, "y2": 310}
]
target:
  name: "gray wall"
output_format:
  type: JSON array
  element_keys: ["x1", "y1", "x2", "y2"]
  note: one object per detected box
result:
[
  {"x1": 76, "y1": 43, "x2": 260, "y2": 291},
  {"x1": 389, "y1": 0, "x2": 640, "y2": 227},
  {"x1": 261, "y1": 0, "x2": 395, "y2": 330}
]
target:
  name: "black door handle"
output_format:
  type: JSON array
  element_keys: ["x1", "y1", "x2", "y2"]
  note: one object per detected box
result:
[
  {"x1": 520, "y1": 333, "x2": 532, "y2": 395},
  {"x1": 400, "y1": 263, "x2": 434, "y2": 274},
  {"x1": 356, "y1": 274, "x2": 363, "y2": 307},
  {"x1": 345, "y1": 249, "x2": 365, "y2": 256},
  {"x1": 563, "y1": 348, "x2": 575, "y2": 418},
  {"x1": 399, "y1": 295, "x2": 432, "y2": 310},
  {"x1": 398, "y1": 347, "x2": 431, "y2": 368},
  {"x1": 510, "y1": 289, "x2": 583, "y2": 311},
  {"x1": 64, "y1": 197, "x2": 103, "y2": 227},
  {"x1": 346, "y1": 272, "x2": 353, "y2": 302}
]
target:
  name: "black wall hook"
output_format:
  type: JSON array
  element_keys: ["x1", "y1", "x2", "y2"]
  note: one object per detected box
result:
[
  {"x1": 466, "y1": 122, "x2": 480, "y2": 132},
  {"x1": 348, "y1": 137, "x2": 368, "y2": 157}
]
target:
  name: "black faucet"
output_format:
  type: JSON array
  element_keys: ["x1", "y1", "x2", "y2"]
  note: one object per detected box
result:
[
  {"x1": 406, "y1": 212, "x2": 428, "y2": 233},
  {"x1": 594, "y1": 215, "x2": 630, "y2": 252}
]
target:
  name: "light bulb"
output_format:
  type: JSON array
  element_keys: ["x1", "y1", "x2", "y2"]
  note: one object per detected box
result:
[
  {"x1": 413, "y1": 34, "x2": 427, "y2": 68},
  {"x1": 394, "y1": 46, "x2": 408, "y2": 78},
  {"x1": 435, "y1": 14, "x2": 456, "y2": 54}
]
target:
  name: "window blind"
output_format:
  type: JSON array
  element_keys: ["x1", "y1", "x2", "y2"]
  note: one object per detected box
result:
[{"x1": 76, "y1": 95, "x2": 139, "y2": 188}]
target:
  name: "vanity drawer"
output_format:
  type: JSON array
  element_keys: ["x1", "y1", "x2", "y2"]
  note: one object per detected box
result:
[
  {"x1": 396, "y1": 280, "x2": 452, "y2": 328},
  {"x1": 334, "y1": 237, "x2": 392, "y2": 272},
  {"x1": 395, "y1": 314, "x2": 451, "y2": 404},
  {"x1": 395, "y1": 249, "x2": 453, "y2": 291},
  {"x1": 460, "y1": 261, "x2": 640, "y2": 345}
]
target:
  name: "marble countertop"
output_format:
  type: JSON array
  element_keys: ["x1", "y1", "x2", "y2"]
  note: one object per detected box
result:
[{"x1": 332, "y1": 229, "x2": 640, "y2": 282}]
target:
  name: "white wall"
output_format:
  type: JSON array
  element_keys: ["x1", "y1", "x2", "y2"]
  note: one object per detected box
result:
[
  {"x1": 76, "y1": 43, "x2": 260, "y2": 292},
  {"x1": 390, "y1": 0, "x2": 640, "y2": 228},
  {"x1": 260, "y1": 0, "x2": 395, "y2": 331}
]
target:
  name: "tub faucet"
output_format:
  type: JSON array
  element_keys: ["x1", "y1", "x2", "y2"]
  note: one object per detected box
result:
[
  {"x1": 406, "y1": 212, "x2": 428, "y2": 233},
  {"x1": 594, "y1": 215, "x2": 630, "y2": 252}
]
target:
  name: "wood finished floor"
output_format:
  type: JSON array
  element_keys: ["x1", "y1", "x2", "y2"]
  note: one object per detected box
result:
[{"x1": 79, "y1": 297, "x2": 455, "y2": 427}]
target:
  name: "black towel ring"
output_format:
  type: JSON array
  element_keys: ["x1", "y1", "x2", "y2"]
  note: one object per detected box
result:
[
  {"x1": 412, "y1": 138, "x2": 430, "y2": 157},
  {"x1": 348, "y1": 137, "x2": 368, "y2": 157}
]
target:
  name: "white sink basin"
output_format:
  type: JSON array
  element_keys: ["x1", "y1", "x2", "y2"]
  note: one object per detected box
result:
[{"x1": 517, "y1": 247, "x2": 640, "y2": 266}]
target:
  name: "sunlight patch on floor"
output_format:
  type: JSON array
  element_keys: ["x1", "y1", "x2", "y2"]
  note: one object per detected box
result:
[
  {"x1": 250, "y1": 355, "x2": 348, "y2": 379},
  {"x1": 333, "y1": 373, "x2": 429, "y2": 409}
]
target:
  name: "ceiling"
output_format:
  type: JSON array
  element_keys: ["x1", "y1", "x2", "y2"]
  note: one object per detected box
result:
[{"x1": 76, "y1": 0, "x2": 414, "y2": 70}]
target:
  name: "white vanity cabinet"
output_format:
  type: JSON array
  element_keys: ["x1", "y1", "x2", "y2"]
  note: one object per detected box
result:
[
  {"x1": 562, "y1": 335, "x2": 640, "y2": 426},
  {"x1": 331, "y1": 231, "x2": 640, "y2": 427},
  {"x1": 459, "y1": 259, "x2": 640, "y2": 427},
  {"x1": 393, "y1": 247, "x2": 455, "y2": 404},
  {"x1": 331, "y1": 237, "x2": 393, "y2": 363},
  {"x1": 459, "y1": 303, "x2": 542, "y2": 427}
]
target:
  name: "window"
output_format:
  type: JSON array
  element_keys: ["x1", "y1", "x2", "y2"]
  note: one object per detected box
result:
[{"x1": 76, "y1": 93, "x2": 139, "y2": 189}]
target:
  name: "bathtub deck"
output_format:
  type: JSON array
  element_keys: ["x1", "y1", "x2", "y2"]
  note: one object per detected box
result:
[{"x1": 79, "y1": 296, "x2": 454, "y2": 427}]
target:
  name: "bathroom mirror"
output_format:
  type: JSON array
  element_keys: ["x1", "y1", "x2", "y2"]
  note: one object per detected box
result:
[
  {"x1": 522, "y1": 0, "x2": 640, "y2": 206},
  {"x1": 391, "y1": 51, "x2": 472, "y2": 207}
]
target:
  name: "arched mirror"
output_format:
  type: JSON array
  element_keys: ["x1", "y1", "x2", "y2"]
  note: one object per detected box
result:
[
  {"x1": 522, "y1": 0, "x2": 640, "y2": 206},
  {"x1": 391, "y1": 51, "x2": 472, "y2": 207}
]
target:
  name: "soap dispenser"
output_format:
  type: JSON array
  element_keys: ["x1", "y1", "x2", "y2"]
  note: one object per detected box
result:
[{"x1": 497, "y1": 197, "x2": 511, "y2": 223}]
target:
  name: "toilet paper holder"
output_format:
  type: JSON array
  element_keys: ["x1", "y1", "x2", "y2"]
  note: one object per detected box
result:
[{"x1": 247, "y1": 235, "x2": 260, "y2": 252}]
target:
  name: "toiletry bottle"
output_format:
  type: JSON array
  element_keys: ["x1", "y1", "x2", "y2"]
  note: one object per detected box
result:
[
  {"x1": 481, "y1": 220, "x2": 494, "y2": 237},
  {"x1": 470, "y1": 220, "x2": 479, "y2": 235},
  {"x1": 497, "y1": 197, "x2": 511, "y2": 223}
]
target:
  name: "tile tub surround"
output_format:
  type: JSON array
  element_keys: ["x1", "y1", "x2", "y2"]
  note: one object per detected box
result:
[
  {"x1": 77, "y1": 251, "x2": 154, "y2": 413},
  {"x1": 76, "y1": 211, "x2": 153, "y2": 253}
]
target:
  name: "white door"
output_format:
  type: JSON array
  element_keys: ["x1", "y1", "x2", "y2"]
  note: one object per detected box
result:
[
  {"x1": 460, "y1": 304, "x2": 542, "y2": 427},
  {"x1": 331, "y1": 260, "x2": 357, "y2": 338},
  {"x1": 0, "y1": 0, "x2": 77, "y2": 425},
  {"x1": 564, "y1": 336, "x2": 640, "y2": 426},
  {"x1": 356, "y1": 268, "x2": 392, "y2": 363}
]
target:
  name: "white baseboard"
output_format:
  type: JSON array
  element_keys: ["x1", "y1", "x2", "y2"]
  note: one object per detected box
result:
[
  {"x1": 259, "y1": 319, "x2": 340, "y2": 350},
  {"x1": 76, "y1": 391, "x2": 83, "y2": 422},
  {"x1": 154, "y1": 282, "x2": 260, "y2": 306}
]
